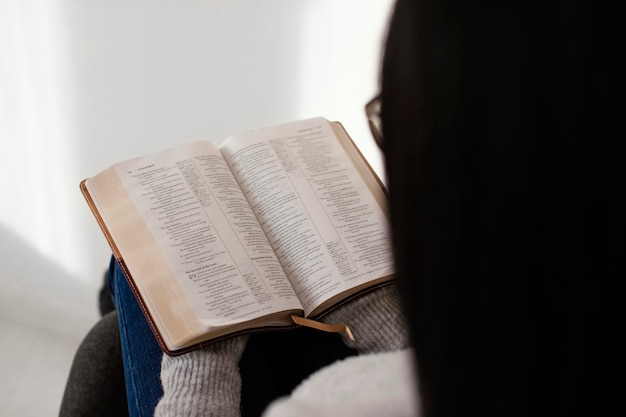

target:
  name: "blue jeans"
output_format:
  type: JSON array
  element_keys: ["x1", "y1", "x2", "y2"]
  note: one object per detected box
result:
[{"x1": 107, "y1": 256, "x2": 163, "y2": 417}]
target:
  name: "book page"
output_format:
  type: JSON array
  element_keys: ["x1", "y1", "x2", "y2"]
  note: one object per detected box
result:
[
  {"x1": 220, "y1": 118, "x2": 394, "y2": 316},
  {"x1": 112, "y1": 141, "x2": 302, "y2": 326}
]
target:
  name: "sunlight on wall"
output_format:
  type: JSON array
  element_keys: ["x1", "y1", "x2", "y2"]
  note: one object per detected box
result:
[
  {"x1": 0, "y1": 0, "x2": 82, "y2": 281},
  {"x1": 297, "y1": 0, "x2": 393, "y2": 177}
]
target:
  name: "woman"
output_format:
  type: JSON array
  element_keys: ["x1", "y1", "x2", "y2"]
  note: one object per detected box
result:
[{"x1": 62, "y1": 1, "x2": 624, "y2": 416}]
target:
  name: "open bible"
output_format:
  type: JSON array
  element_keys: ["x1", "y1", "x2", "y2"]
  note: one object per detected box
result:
[{"x1": 81, "y1": 117, "x2": 394, "y2": 355}]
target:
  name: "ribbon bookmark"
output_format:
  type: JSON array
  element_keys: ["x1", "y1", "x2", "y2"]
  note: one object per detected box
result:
[{"x1": 290, "y1": 315, "x2": 355, "y2": 341}]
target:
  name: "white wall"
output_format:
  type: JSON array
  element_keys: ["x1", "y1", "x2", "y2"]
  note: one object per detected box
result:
[{"x1": 0, "y1": 1, "x2": 394, "y2": 415}]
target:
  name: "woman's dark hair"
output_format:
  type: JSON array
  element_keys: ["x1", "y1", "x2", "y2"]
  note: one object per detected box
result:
[{"x1": 381, "y1": 1, "x2": 624, "y2": 416}]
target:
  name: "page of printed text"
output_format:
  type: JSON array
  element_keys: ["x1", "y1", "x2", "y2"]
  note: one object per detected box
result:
[
  {"x1": 113, "y1": 142, "x2": 301, "y2": 325},
  {"x1": 221, "y1": 118, "x2": 394, "y2": 315}
]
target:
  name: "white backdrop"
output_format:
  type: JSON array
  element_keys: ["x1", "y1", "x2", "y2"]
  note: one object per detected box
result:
[{"x1": 0, "y1": 1, "x2": 394, "y2": 415}]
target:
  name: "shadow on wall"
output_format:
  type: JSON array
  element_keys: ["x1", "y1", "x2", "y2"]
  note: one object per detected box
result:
[{"x1": 0, "y1": 224, "x2": 99, "y2": 340}]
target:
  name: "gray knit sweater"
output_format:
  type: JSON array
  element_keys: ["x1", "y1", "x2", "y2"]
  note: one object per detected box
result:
[{"x1": 155, "y1": 285, "x2": 415, "y2": 417}]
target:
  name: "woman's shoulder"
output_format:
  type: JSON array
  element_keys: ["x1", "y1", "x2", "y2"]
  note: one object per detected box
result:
[{"x1": 263, "y1": 348, "x2": 420, "y2": 417}]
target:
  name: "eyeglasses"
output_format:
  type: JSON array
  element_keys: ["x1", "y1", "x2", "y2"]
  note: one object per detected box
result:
[{"x1": 365, "y1": 95, "x2": 383, "y2": 148}]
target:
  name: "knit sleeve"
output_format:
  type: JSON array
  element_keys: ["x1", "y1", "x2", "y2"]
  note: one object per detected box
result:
[
  {"x1": 322, "y1": 284, "x2": 409, "y2": 354},
  {"x1": 155, "y1": 336, "x2": 247, "y2": 417}
]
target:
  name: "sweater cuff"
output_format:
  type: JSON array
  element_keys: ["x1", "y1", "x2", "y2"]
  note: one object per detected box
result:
[
  {"x1": 322, "y1": 284, "x2": 409, "y2": 354},
  {"x1": 155, "y1": 336, "x2": 247, "y2": 417}
]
